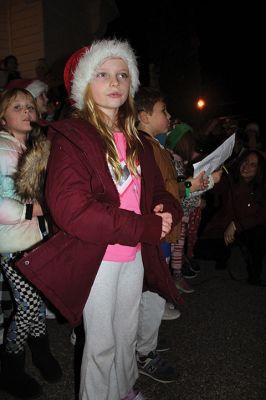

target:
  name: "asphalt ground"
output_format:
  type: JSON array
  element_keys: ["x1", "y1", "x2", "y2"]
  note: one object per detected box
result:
[{"x1": 1, "y1": 247, "x2": 266, "y2": 400}]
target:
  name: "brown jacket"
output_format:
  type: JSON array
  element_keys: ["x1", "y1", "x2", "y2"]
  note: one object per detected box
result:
[{"x1": 139, "y1": 131, "x2": 183, "y2": 242}]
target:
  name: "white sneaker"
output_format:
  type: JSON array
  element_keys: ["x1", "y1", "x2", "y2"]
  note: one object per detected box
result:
[
  {"x1": 162, "y1": 302, "x2": 181, "y2": 320},
  {"x1": 70, "y1": 329, "x2": 77, "y2": 345}
]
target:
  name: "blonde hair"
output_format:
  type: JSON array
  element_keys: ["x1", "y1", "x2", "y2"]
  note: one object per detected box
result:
[
  {"x1": 75, "y1": 84, "x2": 142, "y2": 181},
  {"x1": 0, "y1": 88, "x2": 37, "y2": 133}
]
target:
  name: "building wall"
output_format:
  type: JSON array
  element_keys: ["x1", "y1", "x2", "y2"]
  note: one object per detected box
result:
[
  {"x1": 0, "y1": 0, "x2": 118, "y2": 84},
  {"x1": 0, "y1": 2, "x2": 10, "y2": 62},
  {"x1": 0, "y1": 0, "x2": 44, "y2": 78}
]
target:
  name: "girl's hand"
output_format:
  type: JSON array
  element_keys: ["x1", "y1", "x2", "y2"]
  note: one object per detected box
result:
[
  {"x1": 32, "y1": 202, "x2": 43, "y2": 217},
  {"x1": 212, "y1": 169, "x2": 223, "y2": 184},
  {"x1": 153, "y1": 204, "x2": 173, "y2": 238},
  {"x1": 224, "y1": 221, "x2": 236, "y2": 246},
  {"x1": 153, "y1": 204, "x2": 163, "y2": 213},
  {"x1": 156, "y1": 212, "x2": 173, "y2": 239}
]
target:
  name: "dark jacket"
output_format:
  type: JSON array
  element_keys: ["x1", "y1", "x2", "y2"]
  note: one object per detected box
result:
[
  {"x1": 16, "y1": 118, "x2": 183, "y2": 326},
  {"x1": 201, "y1": 173, "x2": 266, "y2": 239}
]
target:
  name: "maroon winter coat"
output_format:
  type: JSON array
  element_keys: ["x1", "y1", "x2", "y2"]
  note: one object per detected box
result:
[
  {"x1": 201, "y1": 173, "x2": 266, "y2": 238},
  {"x1": 17, "y1": 118, "x2": 183, "y2": 326}
]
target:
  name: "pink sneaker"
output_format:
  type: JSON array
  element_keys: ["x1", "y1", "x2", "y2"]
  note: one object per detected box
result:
[{"x1": 122, "y1": 389, "x2": 145, "y2": 400}]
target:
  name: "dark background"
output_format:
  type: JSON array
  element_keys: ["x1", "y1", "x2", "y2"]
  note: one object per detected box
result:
[{"x1": 105, "y1": 1, "x2": 265, "y2": 130}]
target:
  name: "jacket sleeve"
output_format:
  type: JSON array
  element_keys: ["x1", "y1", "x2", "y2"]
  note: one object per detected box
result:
[
  {"x1": 0, "y1": 196, "x2": 26, "y2": 224},
  {"x1": 143, "y1": 142, "x2": 183, "y2": 229},
  {"x1": 45, "y1": 134, "x2": 163, "y2": 246},
  {"x1": 0, "y1": 153, "x2": 26, "y2": 224},
  {"x1": 153, "y1": 175, "x2": 182, "y2": 228}
]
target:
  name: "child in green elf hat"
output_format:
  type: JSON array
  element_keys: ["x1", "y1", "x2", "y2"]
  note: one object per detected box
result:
[{"x1": 165, "y1": 123, "x2": 222, "y2": 290}]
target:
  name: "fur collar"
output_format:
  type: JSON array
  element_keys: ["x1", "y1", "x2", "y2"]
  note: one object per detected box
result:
[{"x1": 14, "y1": 134, "x2": 51, "y2": 205}]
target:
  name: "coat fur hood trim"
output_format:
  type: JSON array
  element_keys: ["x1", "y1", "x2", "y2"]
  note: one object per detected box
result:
[{"x1": 14, "y1": 135, "x2": 51, "y2": 204}]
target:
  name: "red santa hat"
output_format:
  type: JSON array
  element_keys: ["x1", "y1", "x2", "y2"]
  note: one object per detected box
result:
[
  {"x1": 64, "y1": 38, "x2": 140, "y2": 110},
  {"x1": 6, "y1": 78, "x2": 48, "y2": 98}
]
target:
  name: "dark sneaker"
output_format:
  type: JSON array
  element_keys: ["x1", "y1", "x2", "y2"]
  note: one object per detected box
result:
[
  {"x1": 156, "y1": 337, "x2": 170, "y2": 352},
  {"x1": 181, "y1": 262, "x2": 197, "y2": 279},
  {"x1": 185, "y1": 256, "x2": 201, "y2": 273},
  {"x1": 137, "y1": 351, "x2": 178, "y2": 383},
  {"x1": 174, "y1": 273, "x2": 195, "y2": 293},
  {"x1": 0, "y1": 350, "x2": 43, "y2": 399}
]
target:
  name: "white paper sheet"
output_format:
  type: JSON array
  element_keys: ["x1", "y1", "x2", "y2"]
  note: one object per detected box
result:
[{"x1": 193, "y1": 134, "x2": 235, "y2": 177}]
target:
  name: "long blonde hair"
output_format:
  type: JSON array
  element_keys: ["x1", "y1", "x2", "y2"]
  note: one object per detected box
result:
[{"x1": 75, "y1": 84, "x2": 142, "y2": 181}]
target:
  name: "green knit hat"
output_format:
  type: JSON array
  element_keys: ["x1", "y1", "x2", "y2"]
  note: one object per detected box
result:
[{"x1": 166, "y1": 123, "x2": 192, "y2": 150}]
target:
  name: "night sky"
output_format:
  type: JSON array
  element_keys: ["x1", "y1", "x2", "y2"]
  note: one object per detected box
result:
[
  {"x1": 106, "y1": 1, "x2": 265, "y2": 127},
  {"x1": 194, "y1": 4, "x2": 265, "y2": 113}
]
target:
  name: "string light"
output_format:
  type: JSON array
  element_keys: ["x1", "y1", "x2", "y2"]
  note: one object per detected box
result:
[{"x1": 196, "y1": 98, "x2": 206, "y2": 109}]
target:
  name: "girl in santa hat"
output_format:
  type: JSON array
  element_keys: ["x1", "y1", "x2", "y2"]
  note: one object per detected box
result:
[{"x1": 16, "y1": 38, "x2": 182, "y2": 400}]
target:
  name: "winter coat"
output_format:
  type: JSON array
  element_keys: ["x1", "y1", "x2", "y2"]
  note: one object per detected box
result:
[
  {"x1": 0, "y1": 131, "x2": 48, "y2": 253},
  {"x1": 16, "y1": 118, "x2": 183, "y2": 326},
  {"x1": 139, "y1": 131, "x2": 183, "y2": 242},
  {"x1": 200, "y1": 174, "x2": 266, "y2": 239}
]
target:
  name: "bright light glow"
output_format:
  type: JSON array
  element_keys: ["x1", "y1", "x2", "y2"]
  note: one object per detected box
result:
[{"x1": 197, "y1": 98, "x2": 206, "y2": 109}]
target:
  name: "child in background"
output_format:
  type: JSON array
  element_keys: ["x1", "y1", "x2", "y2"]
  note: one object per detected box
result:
[
  {"x1": 135, "y1": 86, "x2": 183, "y2": 383},
  {"x1": 1, "y1": 55, "x2": 21, "y2": 88},
  {"x1": 24, "y1": 80, "x2": 49, "y2": 118},
  {"x1": 5, "y1": 78, "x2": 56, "y2": 321},
  {"x1": 6, "y1": 79, "x2": 49, "y2": 119},
  {"x1": 166, "y1": 123, "x2": 222, "y2": 292},
  {"x1": 0, "y1": 88, "x2": 61, "y2": 399},
  {"x1": 194, "y1": 149, "x2": 266, "y2": 284},
  {"x1": 17, "y1": 39, "x2": 181, "y2": 400}
]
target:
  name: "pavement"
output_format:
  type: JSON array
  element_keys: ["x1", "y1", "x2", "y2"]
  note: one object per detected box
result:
[{"x1": 1, "y1": 246, "x2": 266, "y2": 400}]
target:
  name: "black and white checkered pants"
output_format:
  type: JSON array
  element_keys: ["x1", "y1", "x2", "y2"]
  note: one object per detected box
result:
[
  {"x1": 1, "y1": 256, "x2": 46, "y2": 353},
  {"x1": 0, "y1": 270, "x2": 13, "y2": 345}
]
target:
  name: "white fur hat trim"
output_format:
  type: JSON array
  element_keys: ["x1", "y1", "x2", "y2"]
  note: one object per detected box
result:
[{"x1": 71, "y1": 39, "x2": 139, "y2": 110}]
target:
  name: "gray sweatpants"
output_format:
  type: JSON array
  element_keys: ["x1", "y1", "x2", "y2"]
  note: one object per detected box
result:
[
  {"x1": 80, "y1": 251, "x2": 144, "y2": 400},
  {"x1": 136, "y1": 291, "x2": 165, "y2": 356}
]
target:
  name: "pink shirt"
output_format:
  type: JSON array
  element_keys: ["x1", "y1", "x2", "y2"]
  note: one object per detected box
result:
[{"x1": 103, "y1": 132, "x2": 141, "y2": 262}]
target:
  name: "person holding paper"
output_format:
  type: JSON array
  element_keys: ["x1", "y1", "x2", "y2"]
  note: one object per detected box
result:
[
  {"x1": 194, "y1": 149, "x2": 266, "y2": 286},
  {"x1": 165, "y1": 123, "x2": 222, "y2": 290}
]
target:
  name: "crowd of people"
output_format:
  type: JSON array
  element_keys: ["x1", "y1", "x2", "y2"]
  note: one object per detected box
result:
[{"x1": 0, "y1": 39, "x2": 265, "y2": 400}]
